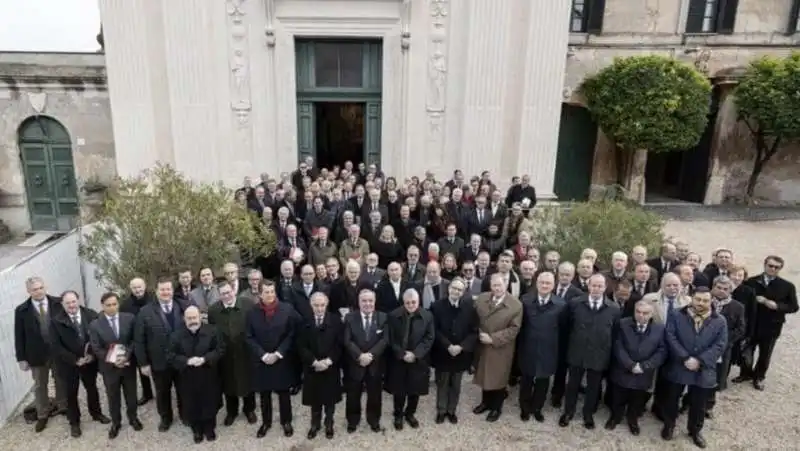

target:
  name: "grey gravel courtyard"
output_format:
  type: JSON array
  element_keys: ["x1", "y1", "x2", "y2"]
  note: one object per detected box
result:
[{"x1": 1, "y1": 219, "x2": 799, "y2": 450}]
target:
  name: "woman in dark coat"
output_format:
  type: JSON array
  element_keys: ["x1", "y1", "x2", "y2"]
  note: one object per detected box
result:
[
  {"x1": 297, "y1": 292, "x2": 344, "y2": 440},
  {"x1": 168, "y1": 306, "x2": 226, "y2": 443},
  {"x1": 385, "y1": 288, "x2": 435, "y2": 431},
  {"x1": 245, "y1": 281, "x2": 299, "y2": 438}
]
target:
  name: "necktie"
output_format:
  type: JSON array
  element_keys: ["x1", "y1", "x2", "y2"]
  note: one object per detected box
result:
[
  {"x1": 37, "y1": 301, "x2": 46, "y2": 317},
  {"x1": 638, "y1": 324, "x2": 645, "y2": 334},
  {"x1": 163, "y1": 304, "x2": 172, "y2": 315},
  {"x1": 539, "y1": 298, "x2": 545, "y2": 307},
  {"x1": 558, "y1": 286, "x2": 565, "y2": 298},
  {"x1": 317, "y1": 316, "x2": 323, "y2": 327},
  {"x1": 72, "y1": 315, "x2": 83, "y2": 339},
  {"x1": 305, "y1": 285, "x2": 311, "y2": 296},
  {"x1": 110, "y1": 316, "x2": 119, "y2": 338},
  {"x1": 478, "y1": 210, "x2": 483, "y2": 222},
  {"x1": 637, "y1": 282, "x2": 644, "y2": 294},
  {"x1": 365, "y1": 314, "x2": 372, "y2": 338}
]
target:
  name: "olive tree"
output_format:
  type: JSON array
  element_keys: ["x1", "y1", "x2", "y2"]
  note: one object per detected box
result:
[
  {"x1": 581, "y1": 55, "x2": 712, "y2": 198},
  {"x1": 79, "y1": 164, "x2": 274, "y2": 290},
  {"x1": 735, "y1": 53, "x2": 800, "y2": 203}
]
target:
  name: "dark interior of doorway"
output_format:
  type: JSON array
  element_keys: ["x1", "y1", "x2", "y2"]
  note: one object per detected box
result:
[
  {"x1": 315, "y1": 102, "x2": 365, "y2": 170},
  {"x1": 644, "y1": 86, "x2": 721, "y2": 203}
]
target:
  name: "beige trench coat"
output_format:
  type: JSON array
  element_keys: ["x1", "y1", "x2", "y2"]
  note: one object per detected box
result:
[{"x1": 473, "y1": 293, "x2": 523, "y2": 391}]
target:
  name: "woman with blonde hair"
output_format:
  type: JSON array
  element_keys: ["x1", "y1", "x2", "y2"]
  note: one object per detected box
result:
[{"x1": 373, "y1": 225, "x2": 403, "y2": 269}]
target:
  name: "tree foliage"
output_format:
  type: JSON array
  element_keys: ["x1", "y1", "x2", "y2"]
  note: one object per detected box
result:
[
  {"x1": 530, "y1": 200, "x2": 665, "y2": 266},
  {"x1": 582, "y1": 55, "x2": 712, "y2": 153},
  {"x1": 734, "y1": 53, "x2": 800, "y2": 202},
  {"x1": 79, "y1": 164, "x2": 275, "y2": 291}
]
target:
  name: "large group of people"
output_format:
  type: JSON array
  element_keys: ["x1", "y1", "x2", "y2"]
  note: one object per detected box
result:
[{"x1": 13, "y1": 157, "x2": 798, "y2": 449}]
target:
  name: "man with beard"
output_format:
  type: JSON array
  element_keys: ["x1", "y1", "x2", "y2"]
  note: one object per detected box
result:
[
  {"x1": 559, "y1": 274, "x2": 620, "y2": 429},
  {"x1": 168, "y1": 306, "x2": 225, "y2": 443},
  {"x1": 297, "y1": 292, "x2": 344, "y2": 439},
  {"x1": 736, "y1": 255, "x2": 798, "y2": 390},
  {"x1": 518, "y1": 272, "x2": 567, "y2": 422},
  {"x1": 119, "y1": 278, "x2": 155, "y2": 405},
  {"x1": 473, "y1": 274, "x2": 523, "y2": 422},
  {"x1": 661, "y1": 288, "x2": 727, "y2": 448},
  {"x1": 208, "y1": 281, "x2": 257, "y2": 426},
  {"x1": 430, "y1": 278, "x2": 478, "y2": 424}
]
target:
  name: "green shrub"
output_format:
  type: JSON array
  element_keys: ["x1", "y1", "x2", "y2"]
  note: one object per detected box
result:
[{"x1": 530, "y1": 200, "x2": 665, "y2": 267}]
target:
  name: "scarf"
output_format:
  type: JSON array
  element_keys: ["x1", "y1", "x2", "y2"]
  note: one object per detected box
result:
[
  {"x1": 259, "y1": 300, "x2": 279, "y2": 319},
  {"x1": 688, "y1": 307, "x2": 710, "y2": 332}
]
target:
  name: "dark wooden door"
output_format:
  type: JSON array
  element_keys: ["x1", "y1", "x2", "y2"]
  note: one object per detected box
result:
[{"x1": 554, "y1": 104, "x2": 598, "y2": 201}]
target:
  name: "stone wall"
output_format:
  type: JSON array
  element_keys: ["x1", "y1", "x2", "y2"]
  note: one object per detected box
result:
[
  {"x1": 0, "y1": 52, "x2": 115, "y2": 233},
  {"x1": 566, "y1": 0, "x2": 800, "y2": 204}
]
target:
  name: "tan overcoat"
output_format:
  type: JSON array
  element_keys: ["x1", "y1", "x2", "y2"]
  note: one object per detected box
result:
[
  {"x1": 473, "y1": 293, "x2": 523, "y2": 390},
  {"x1": 641, "y1": 290, "x2": 691, "y2": 324}
]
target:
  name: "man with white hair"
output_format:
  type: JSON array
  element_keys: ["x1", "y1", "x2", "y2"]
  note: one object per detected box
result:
[
  {"x1": 472, "y1": 273, "x2": 523, "y2": 422},
  {"x1": 421, "y1": 261, "x2": 449, "y2": 310},
  {"x1": 338, "y1": 224, "x2": 370, "y2": 268},
  {"x1": 602, "y1": 251, "x2": 630, "y2": 296},
  {"x1": 559, "y1": 274, "x2": 620, "y2": 430},
  {"x1": 329, "y1": 260, "x2": 370, "y2": 314}
]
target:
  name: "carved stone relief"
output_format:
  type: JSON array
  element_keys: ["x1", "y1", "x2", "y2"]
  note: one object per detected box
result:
[
  {"x1": 401, "y1": 0, "x2": 412, "y2": 50},
  {"x1": 227, "y1": 0, "x2": 252, "y2": 126},
  {"x1": 263, "y1": 0, "x2": 276, "y2": 47},
  {"x1": 426, "y1": 0, "x2": 449, "y2": 159}
]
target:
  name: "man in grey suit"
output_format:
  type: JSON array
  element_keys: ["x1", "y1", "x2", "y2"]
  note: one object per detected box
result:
[
  {"x1": 361, "y1": 253, "x2": 386, "y2": 288},
  {"x1": 88, "y1": 292, "x2": 143, "y2": 439},
  {"x1": 461, "y1": 261, "x2": 483, "y2": 298},
  {"x1": 190, "y1": 267, "x2": 220, "y2": 312},
  {"x1": 421, "y1": 262, "x2": 449, "y2": 309}
]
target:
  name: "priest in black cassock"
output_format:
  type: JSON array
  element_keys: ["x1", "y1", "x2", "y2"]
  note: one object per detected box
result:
[{"x1": 168, "y1": 306, "x2": 226, "y2": 443}]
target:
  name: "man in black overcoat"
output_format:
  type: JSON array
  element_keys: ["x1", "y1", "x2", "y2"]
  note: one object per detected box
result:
[
  {"x1": 168, "y1": 306, "x2": 225, "y2": 443},
  {"x1": 343, "y1": 289, "x2": 388, "y2": 432},
  {"x1": 430, "y1": 278, "x2": 478, "y2": 424},
  {"x1": 735, "y1": 255, "x2": 798, "y2": 390},
  {"x1": 49, "y1": 290, "x2": 110, "y2": 437},
  {"x1": 297, "y1": 292, "x2": 344, "y2": 439},
  {"x1": 518, "y1": 272, "x2": 567, "y2": 422}
]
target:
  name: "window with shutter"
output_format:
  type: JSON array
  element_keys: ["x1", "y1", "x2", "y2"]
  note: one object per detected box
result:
[
  {"x1": 685, "y1": 0, "x2": 738, "y2": 34},
  {"x1": 787, "y1": 0, "x2": 800, "y2": 35},
  {"x1": 569, "y1": 0, "x2": 606, "y2": 33}
]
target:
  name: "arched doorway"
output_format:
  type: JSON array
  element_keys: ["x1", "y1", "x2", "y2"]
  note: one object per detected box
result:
[
  {"x1": 554, "y1": 104, "x2": 598, "y2": 201},
  {"x1": 17, "y1": 116, "x2": 79, "y2": 231}
]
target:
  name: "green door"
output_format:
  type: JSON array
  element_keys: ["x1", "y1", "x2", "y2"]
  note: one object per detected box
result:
[
  {"x1": 553, "y1": 104, "x2": 598, "y2": 201},
  {"x1": 18, "y1": 117, "x2": 79, "y2": 231}
]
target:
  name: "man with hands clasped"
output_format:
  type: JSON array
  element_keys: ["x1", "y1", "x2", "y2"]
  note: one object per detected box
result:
[
  {"x1": 430, "y1": 278, "x2": 479, "y2": 425},
  {"x1": 661, "y1": 287, "x2": 727, "y2": 449},
  {"x1": 297, "y1": 292, "x2": 344, "y2": 440},
  {"x1": 343, "y1": 289, "x2": 388, "y2": 433}
]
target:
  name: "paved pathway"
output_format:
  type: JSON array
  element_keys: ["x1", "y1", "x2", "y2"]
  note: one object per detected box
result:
[{"x1": 1, "y1": 220, "x2": 799, "y2": 450}]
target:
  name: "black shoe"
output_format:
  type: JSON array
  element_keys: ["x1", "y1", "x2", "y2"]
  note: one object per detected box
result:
[
  {"x1": 108, "y1": 423, "x2": 121, "y2": 439},
  {"x1": 583, "y1": 417, "x2": 595, "y2": 430},
  {"x1": 347, "y1": 423, "x2": 358, "y2": 433},
  {"x1": 520, "y1": 411, "x2": 530, "y2": 421},
  {"x1": 289, "y1": 385, "x2": 301, "y2": 396},
  {"x1": 435, "y1": 413, "x2": 446, "y2": 424},
  {"x1": 370, "y1": 422, "x2": 383, "y2": 432},
  {"x1": 754, "y1": 379, "x2": 765, "y2": 391},
  {"x1": 533, "y1": 411, "x2": 545, "y2": 422},
  {"x1": 224, "y1": 414, "x2": 236, "y2": 426},
  {"x1": 604, "y1": 419, "x2": 618, "y2": 430},
  {"x1": 486, "y1": 410, "x2": 501, "y2": 422},
  {"x1": 679, "y1": 403, "x2": 689, "y2": 414},
  {"x1": 70, "y1": 424, "x2": 82, "y2": 438},
  {"x1": 690, "y1": 432, "x2": 707, "y2": 448},
  {"x1": 158, "y1": 419, "x2": 172, "y2": 432},
  {"x1": 130, "y1": 418, "x2": 143, "y2": 431},
  {"x1": 307, "y1": 425, "x2": 320, "y2": 439},
  {"x1": 661, "y1": 425, "x2": 674, "y2": 441},
  {"x1": 472, "y1": 403, "x2": 488, "y2": 415},
  {"x1": 448, "y1": 413, "x2": 458, "y2": 424},
  {"x1": 393, "y1": 416, "x2": 403, "y2": 430},
  {"x1": 34, "y1": 418, "x2": 48, "y2": 433},
  {"x1": 92, "y1": 414, "x2": 111, "y2": 425},
  {"x1": 325, "y1": 425, "x2": 334, "y2": 439},
  {"x1": 137, "y1": 396, "x2": 153, "y2": 406},
  {"x1": 281, "y1": 423, "x2": 294, "y2": 437},
  {"x1": 558, "y1": 414, "x2": 571, "y2": 427},
  {"x1": 193, "y1": 431, "x2": 204, "y2": 444},
  {"x1": 732, "y1": 375, "x2": 752, "y2": 383},
  {"x1": 628, "y1": 422, "x2": 640, "y2": 436},
  {"x1": 256, "y1": 423, "x2": 270, "y2": 438},
  {"x1": 405, "y1": 414, "x2": 420, "y2": 428},
  {"x1": 551, "y1": 397, "x2": 562, "y2": 408},
  {"x1": 245, "y1": 411, "x2": 258, "y2": 424},
  {"x1": 205, "y1": 429, "x2": 217, "y2": 441}
]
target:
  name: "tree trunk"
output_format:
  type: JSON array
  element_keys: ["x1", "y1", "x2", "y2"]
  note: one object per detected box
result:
[
  {"x1": 625, "y1": 149, "x2": 648, "y2": 204},
  {"x1": 745, "y1": 157, "x2": 765, "y2": 205}
]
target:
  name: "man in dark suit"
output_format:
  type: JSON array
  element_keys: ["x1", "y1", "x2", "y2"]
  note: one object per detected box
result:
[
  {"x1": 647, "y1": 243, "x2": 678, "y2": 282},
  {"x1": 465, "y1": 196, "x2": 491, "y2": 238},
  {"x1": 14, "y1": 276, "x2": 65, "y2": 432},
  {"x1": 120, "y1": 277, "x2": 155, "y2": 405},
  {"x1": 362, "y1": 189, "x2": 388, "y2": 224},
  {"x1": 50, "y1": 291, "x2": 110, "y2": 437},
  {"x1": 504, "y1": 174, "x2": 537, "y2": 209},
  {"x1": 437, "y1": 223, "x2": 465, "y2": 260},
  {"x1": 459, "y1": 234, "x2": 484, "y2": 266},
  {"x1": 134, "y1": 277, "x2": 190, "y2": 431},
  {"x1": 630, "y1": 263, "x2": 658, "y2": 298},
  {"x1": 290, "y1": 264, "x2": 328, "y2": 321},
  {"x1": 402, "y1": 246, "x2": 426, "y2": 284},
  {"x1": 375, "y1": 262, "x2": 411, "y2": 313},
  {"x1": 553, "y1": 262, "x2": 582, "y2": 303},
  {"x1": 361, "y1": 253, "x2": 386, "y2": 288},
  {"x1": 88, "y1": 292, "x2": 143, "y2": 439},
  {"x1": 343, "y1": 289, "x2": 388, "y2": 432},
  {"x1": 460, "y1": 261, "x2": 483, "y2": 298},
  {"x1": 735, "y1": 255, "x2": 798, "y2": 390}
]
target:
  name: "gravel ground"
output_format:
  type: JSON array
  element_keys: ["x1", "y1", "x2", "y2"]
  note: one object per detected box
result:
[{"x1": 2, "y1": 220, "x2": 800, "y2": 450}]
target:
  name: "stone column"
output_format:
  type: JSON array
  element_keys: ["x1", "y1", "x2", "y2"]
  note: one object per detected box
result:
[
  {"x1": 703, "y1": 84, "x2": 737, "y2": 204},
  {"x1": 514, "y1": 0, "x2": 571, "y2": 200}
]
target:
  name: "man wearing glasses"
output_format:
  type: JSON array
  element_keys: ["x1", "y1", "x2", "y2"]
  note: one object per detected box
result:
[{"x1": 735, "y1": 255, "x2": 799, "y2": 390}]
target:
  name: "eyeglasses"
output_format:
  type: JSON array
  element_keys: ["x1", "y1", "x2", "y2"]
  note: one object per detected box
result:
[{"x1": 766, "y1": 264, "x2": 782, "y2": 270}]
